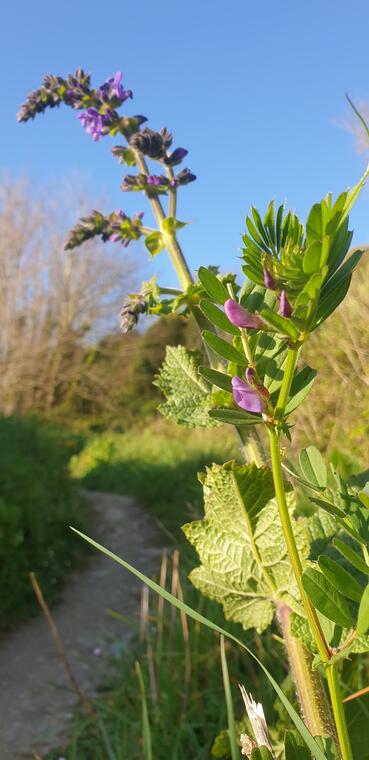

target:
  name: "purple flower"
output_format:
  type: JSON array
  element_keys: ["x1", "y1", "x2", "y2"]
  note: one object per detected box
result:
[
  {"x1": 99, "y1": 71, "x2": 132, "y2": 104},
  {"x1": 78, "y1": 108, "x2": 104, "y2": 141},
  {"x1": 224, "y1": 299, "x2": 264, "y2": 330},
  {"x1": 279, "y1": 289, "x2": 292, "y2": 317},
  {"x1": 147, "y1": 175, "x2": 167, "y2": 187},
  {"x1": 263, "y1": 268, "x2": 276, "y2": 290},
  {"x1": 165, "y1": 147, "x2": 188, "y2": 166},
  {"x1": 231, "y1": 376, "x2": 266, "y2": 414},
  {"x1": 175, "y1": 168, "x2": 197, "y2": 185}
]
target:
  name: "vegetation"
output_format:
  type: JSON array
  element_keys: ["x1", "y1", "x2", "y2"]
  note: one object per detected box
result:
[{"x1": 0, "y1": 415, "x2": 86, "y2": 628}]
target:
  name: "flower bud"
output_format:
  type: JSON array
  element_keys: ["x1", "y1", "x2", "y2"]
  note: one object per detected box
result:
[
  {"x1": 279, "y1": 289, "x2": 292, "y2": 317},
  {"x1": 224, "y1": 299, "x2": 264, "y2": 330},
  {"x1": 263, "y1": 268, "x2": 276, "y2": 290}
]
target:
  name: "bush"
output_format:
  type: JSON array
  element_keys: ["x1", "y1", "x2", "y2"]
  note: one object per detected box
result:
[{"x1": 0, "y1": 415, "x2": 86, "y2": 627}]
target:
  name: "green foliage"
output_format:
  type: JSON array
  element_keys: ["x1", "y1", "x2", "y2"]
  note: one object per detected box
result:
[
  {"x1": 0, "y1": 415, "x2": 85, "y2": 627},
  {"x1": 183, "y1": 462, "x2": 308, "y2": 633},
  {"x1": 154, "y1": 345, "x2": 218, "y2": 427}
]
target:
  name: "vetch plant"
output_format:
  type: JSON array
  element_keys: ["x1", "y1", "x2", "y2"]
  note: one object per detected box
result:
[{"x1": 19, "y1": 69, "x2": 369, "y2": 759}]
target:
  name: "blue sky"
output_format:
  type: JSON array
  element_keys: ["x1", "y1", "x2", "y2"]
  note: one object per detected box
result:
[{"x1": 3, "y1": 0, "x2": 369, "y2": 287}]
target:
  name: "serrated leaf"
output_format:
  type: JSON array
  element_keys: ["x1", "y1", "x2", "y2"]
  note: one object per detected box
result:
[
  {"x1": 357, "y1": 584, "x2": 369, "y2": 634},
  {"x1": 318, "y1": 556, "x2": 362, "y2": 602},
  {"x1": 302, "y1": 567, "x2": 354, "y2": 628},
  {"x1": 333, "y1": 538, "x2": 369, "y2": 576},
  {"x1": 202, "y1": 331, "x2": 247, "y2": 364},
  {"x1": 198, "y1": 267, "x2": 229, "y2": 304},
  {"x1": 285, "y1": 730, "x2": 311, "y2": 760},
  {"x1": 200, "y1": 300, "x2": 239, "y2": 335},
  {"x1": 300, "y1": 446, "x2": 327, "y2": 488},
  {"x1": 183, "y1": 462, "x2": 308, "y2": 634},
  {"x1": 198, "y1": 366, "x2": 233, "y2": 393},
  {"x1": 209, "y1": 408, "x2": 263, "y2": 426},
  {"x1": 259, "y1": 309, "x2": 300, "y2": 340},
  {"x1": 155, "y1": 345, "x2": 217, "y2": 427}
]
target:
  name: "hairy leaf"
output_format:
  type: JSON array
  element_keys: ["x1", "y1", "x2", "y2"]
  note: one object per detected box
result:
[
  {"x1": 183, "y1": 462, "x2": 308, "y2": 633},
  {"x1": 155, "y1": 345, "x2": 217, "y2": 427}
]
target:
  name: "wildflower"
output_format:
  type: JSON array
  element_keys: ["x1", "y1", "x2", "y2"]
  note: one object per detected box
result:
[
  {"x1": 263, "y1": 267, "x2": 276, "y2": 290},
  {"x1": 224, "y1": 299, "x2": 264, "y2": 330},
  {"x1": 99, "y1": 71, "x2": 133, "y2": 104},
  {"x1": 77, "y1": 108, "x2": 104, "y2": 141},
  {"x1": 129, "y1": 127, "x2": 170, "y2": 158},
  {"x1": 120, "y1": 293, "x2": 147, "y2": 332},
  {"x1": 231, "y1": 376, "x2": 266, "y2": 414},
  {"x1": 164, "y1": 147, "x2": 188, "y2": 166},
  {"x1": 279, "y1": 289, "x2": 292, "y2": 317},
  {"x1": 175, "y1": 168, "x2": 197, "y2": 185}
]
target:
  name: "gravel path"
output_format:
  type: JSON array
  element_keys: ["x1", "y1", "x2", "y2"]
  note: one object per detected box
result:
[{"x1": 0, "y1": 491, "x2": 165, "y2": 759}]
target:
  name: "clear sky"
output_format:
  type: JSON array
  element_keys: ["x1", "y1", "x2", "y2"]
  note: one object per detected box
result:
[{"x1": 3, "y1": 0, "x2": 369, "y2": 288}]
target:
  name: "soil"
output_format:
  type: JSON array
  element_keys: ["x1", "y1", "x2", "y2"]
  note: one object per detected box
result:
[{"x1": 0, "y1": 490, "x2": 165, "y2": 759}]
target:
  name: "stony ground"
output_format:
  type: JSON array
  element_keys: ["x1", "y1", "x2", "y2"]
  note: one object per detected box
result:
[{"x1": 0, "y1": 490, "x2": 165, "y2": 759}]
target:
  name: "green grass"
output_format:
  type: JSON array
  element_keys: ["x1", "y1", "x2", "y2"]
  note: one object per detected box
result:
[
  {"x1": 47, "y1": 421, "x2": 288, "y2": 759},
  {"x1": 0, "y1": 415, "x2": 86, "y2": 628}
]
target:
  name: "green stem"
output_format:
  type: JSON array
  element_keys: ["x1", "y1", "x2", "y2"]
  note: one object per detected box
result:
[
  {"x1": 269, "y1": 426, "x2": 331, "y2": 663},
  {"x1": 269, "y1": 344, "x2": 353, "y2": 759},
  {"x1": 326, "y1": 665, "x2": 353, "y2": 760}
]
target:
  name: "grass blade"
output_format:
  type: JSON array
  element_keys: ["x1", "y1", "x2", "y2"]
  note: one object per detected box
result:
[
  {"x1": 135, "y1": 661, "x2": 153, "y2": 760},
  {"x1": 70, "y1": 527, "x2": 328, "y2": 760},
  {"x1": 220, "y1": 635, "x2": 241, "y2": 760}
]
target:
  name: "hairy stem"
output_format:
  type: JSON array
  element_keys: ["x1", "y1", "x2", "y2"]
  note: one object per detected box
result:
[{"x1": 277, "y1": 604, "x2": 336, "y2": 741}]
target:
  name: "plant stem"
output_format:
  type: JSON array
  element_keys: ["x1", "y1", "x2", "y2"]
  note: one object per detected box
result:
[
  {"x1": 326, "y1": 665, "x2": 353, "y2": 760},
  {"x1": 269, "y1": 427, "x2": 330, "y2": 663},
  {"x1": 269, "y1": 345, "x2": 354, "y2": 760},
  {"x1": 277, "y1": 604, "x2": 336, "y2": 740}
]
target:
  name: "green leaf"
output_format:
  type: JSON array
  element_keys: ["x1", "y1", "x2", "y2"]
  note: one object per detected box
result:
[
  {"x1": 259, "y1": 309, "x2": 300, "y2": 340},
  {"x1": 333, "y1": 538, "x2": 369, "y2": 576},
  {"x1": 300, "y1": 446, "x2": 327, "y2": 489},
  {"x1": 303, "y1": 240, "x2": 322, "y2": 274},
  {"x1": 302, "y1": 567, "x2": 354, "y2": 628},
  {"x1": 198, "y1": 366, "x2": 233, "y2": 393},
  {"x1": 161, "y1": 216, "x2": 188, "y2": 234},
  {"x1": 285, "y1": 366, "x2": 317, "y2": 415},
  {"x1": 70, "y1": 527, "x2": 329, "y2": 760},
  {"x1": 144, "y1": 231, "x2": 164, "y2": 257},
  {"x1": 202, "y1": 331, "x2": 247, "y2": 364},
  {"x1": 220, "y1": 636, "x2": 240, "y2": 760},
  {"x1": 183, "y1": 462, "x2": 308, "y2": 634},
  {"x1": 318, "y1": 556, "x2": 362, "y2": 602},
  {"x1": 209, "y1": 408, "x2": 263, "y2": 426},
  {"x1": 200, "y1": 300, "x2": 239, "y2": 335},
  {"x1": 198, "y1": 267, "x2": 229, "y2": 304},
  {"x1": 251, "y1": 748, "x2": 274, "y2": 760},
  {"x1": 135, "y1": 662, "x2": 153, "y2": 760},
  {"x1": 357, "y1": 584, "x2": 369, "y2": 634},
  {"x1": 285, "y1": 730, "x2": 311, "y2": 760},
  {"x1": 155, "y1": 345, "x2": 217, "y2": 428},
  {"x1": 306, "y1": 202, "x2": 324, "y2": 244},
  {"x1": 314, "y1": 251, "x2": 363, "y2": 328}
]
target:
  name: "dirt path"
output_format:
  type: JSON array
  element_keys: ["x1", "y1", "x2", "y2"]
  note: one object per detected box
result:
[{"x1": 0, "y1": 491, "x2": 165, "y2": 759}]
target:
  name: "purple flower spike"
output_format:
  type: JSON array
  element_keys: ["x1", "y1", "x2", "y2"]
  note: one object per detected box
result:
[
  {"x1": 78, "y1": 108, "x2": 104, "y2": 141},
  {"x1": 231, "y1": 376, "x2": 266, "y2": 414},
  {"x1": 279, "y1": 289, "x2": 292, "y2": 317},
  {"x1": 224, "y1": 299, "x2": 264, "y2": 330},
  {"x1": 263, "y1": 268, "x2": 276, "y2": 290}
]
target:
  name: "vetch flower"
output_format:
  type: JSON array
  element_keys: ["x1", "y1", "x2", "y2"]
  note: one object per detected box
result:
[
  {"x1": 279, "y1": 289, "x2": 292, "y2": 317},
  {"x1": 224, "y1": 299, "x2": 264, "y2": 330},
  {"x1": 231, "y1": 376, "x2": 266, "y2": 414}
]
